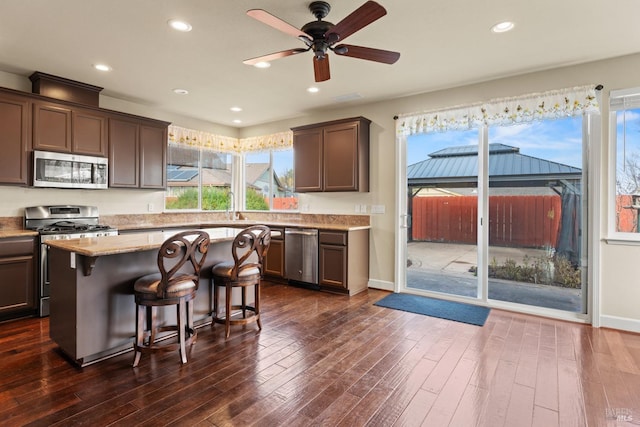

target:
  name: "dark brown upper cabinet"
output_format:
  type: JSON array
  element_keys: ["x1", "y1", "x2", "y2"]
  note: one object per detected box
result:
[
  {"x1": 108, "y1": 115, "x2": 168, "y2": 189},
  {"x1": 0, "y1": 90, "x2": 31, "y2": 185},
  {"x1": 32, "y1": 101, "x2": 72, "y2": 153},
  {"x1": 72, "y1": 108, "x2": 107, "y2": 156},
  {"x1": 292, "y1": 116, "x2": 370, "y2": 192},
  {"x1": 32, "y1": 101, "x2": 107, "y2": 157}
]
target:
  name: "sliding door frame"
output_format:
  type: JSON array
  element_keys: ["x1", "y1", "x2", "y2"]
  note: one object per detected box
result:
[{"x1": 395, "y1": 116, "x2": 600, "y2": 324}]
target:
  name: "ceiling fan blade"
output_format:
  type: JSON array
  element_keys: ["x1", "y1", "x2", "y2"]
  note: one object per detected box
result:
[
  {"x1": 325, "y1": 1, "x2": 387, "y2": 43},
  {"x1": 247, "y1": 9, "x2": 310, "y2": 40},
  {"x1": 334, "y1": 44, "x2": 400, "y2": 64},
  {"x1": 243, "y1": 48, "x2": 308, "y2": 66},
  {"x1": 313, "y1": 56, "x2": 330, "y2": 82}
]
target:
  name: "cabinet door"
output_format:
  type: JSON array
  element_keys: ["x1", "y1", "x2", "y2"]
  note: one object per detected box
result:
[
  {"x1": 0, "y1": 255, "x2": 36, "y2": 317},
  {"x1": 108, "y1": 118, "x2": 139, "y2": 187},
  {"x1": 264, "y1": 239, "x2": 284, "y2": 278},
  {"x1": 139, "y1": 124, "x2": 167, "y2": 189},
  {"x1": 319, "y1": 243, "x2": 347, "y2": 289},
  {"x1": 72, "y1": 108, "x2": 107, "y2": 156},
  {"x1": 0, "y1": 93, "x2": 31, "y2": 185},
  {"x1": 33, "y1": 102, "x2": 72, "y2": 152},
  {"x1": 293, "y1": 127, "x2": 323, "y2": 192},
  {"x1": 323, "y1": 122, "x2": 359, "y2": 191}
]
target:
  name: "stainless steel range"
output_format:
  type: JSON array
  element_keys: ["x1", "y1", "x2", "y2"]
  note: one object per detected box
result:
[{"x1": 24, "y1": 205, "x2": 118, "y2": 316}]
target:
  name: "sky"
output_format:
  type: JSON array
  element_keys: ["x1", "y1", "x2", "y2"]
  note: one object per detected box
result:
[{"x1": 407, "y1": 116, "x2": 584, "y2": 168}]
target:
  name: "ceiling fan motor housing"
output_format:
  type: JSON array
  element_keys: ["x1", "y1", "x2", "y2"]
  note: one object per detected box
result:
[{"x1": 301, "y1": 19, "x2": 334, "y2": 59}]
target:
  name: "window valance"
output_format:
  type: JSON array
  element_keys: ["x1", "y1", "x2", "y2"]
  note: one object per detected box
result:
[
  {"x1": 397, "y1": 85, "x2": 600, "y2": 136},
  {"x1": 168, "y1": 125, "x2": 293, "y2": 154},
  {"x1": 239, "y1": 131, "x2": 293, "y2": 153},
  {"x1": 168, "y1": 126, "x2": 240, "y2": 153}
]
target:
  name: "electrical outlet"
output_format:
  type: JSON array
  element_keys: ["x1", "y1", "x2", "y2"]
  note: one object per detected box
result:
[
  {"x1": 148, "y1": 203, "x2": 154, "y2": 212},
  {"x1": 360, "y1": 204, "x2": 367, "y2": 213}
]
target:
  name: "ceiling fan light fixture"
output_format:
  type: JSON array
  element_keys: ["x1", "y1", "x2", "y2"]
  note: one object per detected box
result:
[
  {"x1": 491, "y1": 21, "x2": 515, "y2": 33},
  {"x1": 333, "y1": 45, "x2": 348, "y2": 55},
  {"x1": 168, "y1": 19, "x2": 192, "y2": 32}
]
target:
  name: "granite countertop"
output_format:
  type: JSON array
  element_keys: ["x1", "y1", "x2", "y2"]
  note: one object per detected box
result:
[
  {"x1": 0, "y1": 229, "x2": 39, "y2": 239},
  {"x1": 115, "y1": 220, "x2": 371, "y2": 232},
  {"x1": 45, "y1": 227, "x2": 241, "y2": 257}
]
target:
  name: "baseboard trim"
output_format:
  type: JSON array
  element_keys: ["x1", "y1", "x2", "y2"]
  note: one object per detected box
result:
[
  {"x1": 368, "y1": 279, "x2": 394, "y2": 292},
  {"x1": 599, "y1": 315, "x2": 640, "y2": 333}
]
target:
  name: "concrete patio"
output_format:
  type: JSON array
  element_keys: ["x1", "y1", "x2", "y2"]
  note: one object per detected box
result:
[{"x1": 406, "y1": 241, "x2": 583, "y2": 312}]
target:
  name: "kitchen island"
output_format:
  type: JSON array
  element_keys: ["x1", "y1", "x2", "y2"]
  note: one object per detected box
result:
[{"x1": 46, "y1": 227, "x2": 241, "y2": 366}]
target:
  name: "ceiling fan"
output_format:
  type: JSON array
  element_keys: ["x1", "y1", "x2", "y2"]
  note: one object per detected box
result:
[{"x1": 243, "y1": 1, "x2": 400, "y2": 82}]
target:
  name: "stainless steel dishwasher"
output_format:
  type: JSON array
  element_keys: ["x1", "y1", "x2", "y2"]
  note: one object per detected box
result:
[{"x1": 285, "y1": 228, "x2": 318, "y2": 285}]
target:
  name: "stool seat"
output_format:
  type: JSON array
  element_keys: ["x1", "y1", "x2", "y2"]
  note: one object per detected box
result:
[
  {"x1": 134, "y1": 273, "x2": 197, "y2": 300},
  {"x1": 132, "y1": 230, "x2": 210, "y2": 367},
  {"x1": 211, "y1": 225, "x2": 271, "y2": 338},
  {"x1": 211, "y1": 262, "x2": 260, "y2": 278}
]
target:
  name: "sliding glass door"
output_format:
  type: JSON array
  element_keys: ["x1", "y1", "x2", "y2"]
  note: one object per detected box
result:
[
  {"x1": 402, "y1": 114, "x2": 590, "y2": 316},
  {"x1": 486, "y1": 118, "x2": 586, "y2": 313},
  {"x1": 406, "y1": 129, "x2": 480, "y2": 299}
]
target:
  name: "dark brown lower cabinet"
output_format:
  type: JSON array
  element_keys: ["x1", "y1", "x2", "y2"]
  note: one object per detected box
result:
[
  {"x1": 0, "y1": 237, "x2": 36, "y2": 320},
  {"x1": 264, "y1": 228, "x2": 285, "y2": 279},
  {"x1": 319, "y1": 229, "x2": 369, "y2": 295}
]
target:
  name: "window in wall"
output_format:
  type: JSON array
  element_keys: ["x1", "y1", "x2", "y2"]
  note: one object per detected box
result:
[
  {"x1": 165, "y1": 143, "x2": 233, "y2": 211},
  {"x1": 244, "y1": 149, "x2": 297, "y2": 211},
  {"x1": 610, "y1": 88, "x2": 640, "y2": 238}
]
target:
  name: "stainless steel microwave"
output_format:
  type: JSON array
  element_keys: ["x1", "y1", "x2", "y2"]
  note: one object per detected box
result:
[{"x1": 33, "y1": 150, "x2": 108, "y2": 189}]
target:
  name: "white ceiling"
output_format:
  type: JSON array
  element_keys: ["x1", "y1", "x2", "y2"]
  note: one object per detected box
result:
[{"x1": 1, "y1": 0, "x2": 640, "y2": 128}]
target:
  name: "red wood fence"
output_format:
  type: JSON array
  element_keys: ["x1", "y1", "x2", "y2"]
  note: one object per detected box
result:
[
  {"x1": 412, "y1": 195, "x2": 562, "y2": 248},
  {"x1": 616, "y1": 195, "x2": 638, "y2": 233},
  {"x1": 273, "y1": 197, "x2": 298, "y2": 210}
]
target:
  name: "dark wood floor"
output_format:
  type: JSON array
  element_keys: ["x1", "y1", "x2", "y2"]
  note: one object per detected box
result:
[{"x1": 1, "y1": 281, "x2": 639, "y2": 426}]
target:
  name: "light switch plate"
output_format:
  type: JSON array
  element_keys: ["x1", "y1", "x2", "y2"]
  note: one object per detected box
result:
[{"x1": 371, "y1": 205, "x2": 385, "y2": 214}]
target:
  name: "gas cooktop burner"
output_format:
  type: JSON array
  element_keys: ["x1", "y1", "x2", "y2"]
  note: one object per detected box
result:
[{"x1": 38, "y1": 221, "x2": 115, "y2": 234}]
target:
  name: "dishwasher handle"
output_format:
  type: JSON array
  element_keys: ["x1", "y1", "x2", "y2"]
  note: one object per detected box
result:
[{"x1": 285, "y1": 228, "x2": 318, "y2": 236}]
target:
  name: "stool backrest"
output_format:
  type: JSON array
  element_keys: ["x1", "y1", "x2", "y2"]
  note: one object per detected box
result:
[
  {"x1": 157, "y1": 230, "x2": 210, "y2": 297},
  {"x1": 230, "y1": 225, "x2": 271, "y2": 279}
]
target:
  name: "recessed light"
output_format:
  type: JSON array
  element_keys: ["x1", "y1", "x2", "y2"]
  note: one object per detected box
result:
[
  {"x1": 230, "y1": 106, "x2": 243, "y2": 112},
  {"x1": 307, "y1": 86, "x2": 319, "y2": 93},
  {"x1": 93, "y1": 64, "x2": 112, "y2": 72},
  {"x1": 254, "y1": 62, "x2": 271, "y2": 69},
  {"x1": 173, "y1": 88, "x2": 189, "y2": 95},
  {"x1": 168, "y1": 19, "x2": 192, "y2": 32},
  {"x1": 491, "y1": 21, "x2": 515, "y2": 33},
  {"x1": 233, "y1": 119, "x2": 242, "y2": 124}
]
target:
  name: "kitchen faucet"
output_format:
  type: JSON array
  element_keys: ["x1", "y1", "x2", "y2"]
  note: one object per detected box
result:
[{"x1": 227, "y1": 191, "x2": 235, "y2": 220}]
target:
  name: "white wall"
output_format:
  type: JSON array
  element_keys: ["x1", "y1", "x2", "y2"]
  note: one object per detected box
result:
[{"x1": 3, "y1": 53, "x2": 640, "y2": 331}]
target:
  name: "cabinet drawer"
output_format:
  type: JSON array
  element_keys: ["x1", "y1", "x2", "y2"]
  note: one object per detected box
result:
[
  {"x1": 0, "y1": 238, "x2": 35, "y2": 257},
  {"x1": 319, "y1": 231, "x2": 346, "y2": 246}
]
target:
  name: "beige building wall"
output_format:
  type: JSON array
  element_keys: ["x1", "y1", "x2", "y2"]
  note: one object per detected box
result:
[{"x1": 2, "y1": 52, "x2": 640, "y2": 331}]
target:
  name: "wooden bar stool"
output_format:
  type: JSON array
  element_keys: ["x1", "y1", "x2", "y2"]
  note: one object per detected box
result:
[
  {"x1": 132, "y1": 230, "x2": 210, "y2": 367},
  {"x1": 210, "y1": 225, "x2": 271, "y2": 338}
]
